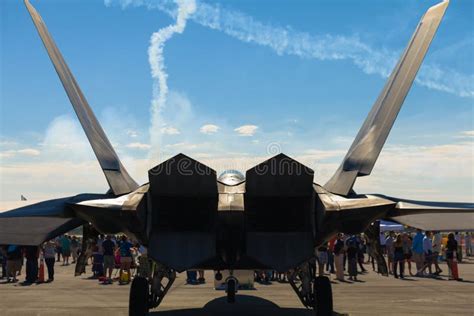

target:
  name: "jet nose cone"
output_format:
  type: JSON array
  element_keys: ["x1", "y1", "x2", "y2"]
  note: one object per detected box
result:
[{"x1": 218, "y1": 170, "x2": 245, "y2": 185}]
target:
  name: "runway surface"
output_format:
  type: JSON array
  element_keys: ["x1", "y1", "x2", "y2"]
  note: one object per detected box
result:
[{"x1": 1, "y1": 257, "x2": 473, "y2": 315}]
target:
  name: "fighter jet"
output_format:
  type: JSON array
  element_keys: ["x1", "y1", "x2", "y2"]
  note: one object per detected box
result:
[{"x1": 1, "y1": 1, "x2": 472, "y2": 315}]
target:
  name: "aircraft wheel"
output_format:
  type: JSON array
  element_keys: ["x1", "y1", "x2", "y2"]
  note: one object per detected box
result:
[
  {"x1": 314, "y1": 276, "x2": 333, "y2": 316},
  {"x1": 129, "y1": 277, "x2": 149, "y2": 316},
  {"x1": 226, "y1": 278, "x2": 236, "y2": 303}
]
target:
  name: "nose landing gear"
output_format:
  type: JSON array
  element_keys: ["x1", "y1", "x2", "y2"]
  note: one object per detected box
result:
[{"x1": 225, "y1": 272, "x2": 238, "y2": 303}]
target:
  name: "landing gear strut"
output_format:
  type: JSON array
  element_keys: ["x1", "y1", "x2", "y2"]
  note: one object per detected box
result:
[
  {"x1": 128, "y1": 262, "x2": 176, "y2": 316},
  {"x1": 289, "y1": 261, "x2": 333, "y2": 316},
  {"x1": 225, "y1": 274, "x2": 238, "y2": 303}
]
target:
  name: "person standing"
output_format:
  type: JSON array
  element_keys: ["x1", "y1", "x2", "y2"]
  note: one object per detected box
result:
[
  {"x1": 454, "y1": 232, "x2": 462, "y2": 262},
  {"x1": 421, "y1": 231, "x2": 433, "y2": 275},
  {"x1": 6, "y1": 245, "x2": 22, "y2": 283},
  {"x1": 60, "y1": 235, "x2": 71, "y2": 265},
  {"x1": 326, "y1": 236, "x2": 336, "y2": 274},
  {"x1": 356, "y1": 235, "x2": 367, "y2": 272},
  {"x1": 412, "y1": 229, "x2": 425, "y2": 276},
  {"x1": 365, "y1": 236, "x2": 376, "y2": 272},
  {"x1": 402, "y1": 233, "x2": 413, "y2": 276},
  {"x1": 380, "y1": 232, "x2": 387, "y2": 254},
  {"x1": 334, "y1": 233, "x2": 345, "y2": 281},
  {"x1": 446, "y1": 233, "x2": 460, "y2": 280},
  {"x1": 55, "y1": 237, "x2": 62, "y2": 263},
  {"x1": 24, "y1": 245, "x2": 39, "y2": 284},
  {"x1": 119, "y1": 235, "x2": 133, "y2": 283},
  {"x1": 186, "y1": 270, "x2": 198, "y2": 284},
  {"x1": 316, "y1": 243, "x2": 329, "y2": 277},
  {"x1": 102, "y1": 235, "x2": 116, "y2": 283},
  {"x1": 393, "y1": 235, "x2": 405, "y2": 279},
  {"x1": 465, "y1": 233, "x2": 472, "y2": 257},
  {"x1": 97, "y1": 234, "x2": 105, "y2": 254},
  {"x1": 91, "y1": 246, "x2": 104, "y2": 278},
  {"x1": 0, "y1": 246, "x2": 7, "y2": 279},
  {"x1": 197, "y1": 270, "x2": 206, "y2": 284},
  {"x1": 346, "y1": 241, "x2": 358, "y2": 281},
  {"x1": 137, "y1": 244, "x2": 151, "y2": 279},
  {"x1": 70, "y1": 236, "x2": 79, "y2": 264},
  {"x1": 432, "y1": 231, "x2": 443, "y2": 275},
  {"x1": 385, "y1": 231, "x2": 395, "y2": 275},
  {"x1": 42, "y1": 240, "x2": 56, "y2": 282}
]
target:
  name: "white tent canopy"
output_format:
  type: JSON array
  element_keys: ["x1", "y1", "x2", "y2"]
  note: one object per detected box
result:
[{"x1": 380, "y1": 220, "x2": 405, "y2": 232}]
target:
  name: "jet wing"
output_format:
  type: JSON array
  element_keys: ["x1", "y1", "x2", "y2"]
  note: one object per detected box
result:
[
  {"x1": 380, "y1": 196, "x2": 474, "y2": 231},
  {"x1": 0, "y1": 194, "x2": 106, "y2": 245},
  {"x1": 324, "y1": 1, "x2": 450, "y2": 196},
  {"x1": 24, "y1": 0, "x2": 138, "y2": 195}
]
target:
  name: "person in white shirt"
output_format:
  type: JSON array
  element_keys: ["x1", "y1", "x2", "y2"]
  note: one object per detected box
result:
[
  {"x1": 42, "y1": 240, "x2": 56, "y2": 282},
  {"x1": 421, "y1": 231, "x2": 433, "y2": 275},
  {"x1": 431, "y1": 231, "x2": 443, "y2": 275}
]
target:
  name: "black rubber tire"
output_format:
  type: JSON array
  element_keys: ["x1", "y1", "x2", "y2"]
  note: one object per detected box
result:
[
  {"x1": 314, "y1": 276, "x2": 333, "y2": 316},
  {"x1": 129, "y1": 277, "x2": 149, "y2": 316},
  {"x1": 227, "y1": 279, "x2": 236, "y2": 303}
]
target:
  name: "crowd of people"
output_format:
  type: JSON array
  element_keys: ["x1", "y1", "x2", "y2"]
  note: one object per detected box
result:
[
  {"x1": 1, "y1": 230, "x2": 472, "y2": 286},
  {"x1": 77, "y1": 234, "x2": 150, "y2": 284},
  {"x1": 381, "y1": 230, "x2": 469, "y2": 281},
  {"x1": 307, "y1": 230, "x2": 472, "y2": 283},
  {"x1": 0, "y1": 234, "x2": 150, "y2": 285}
]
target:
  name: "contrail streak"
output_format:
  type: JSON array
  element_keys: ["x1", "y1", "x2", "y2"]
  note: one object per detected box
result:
[
  {"x1": 106, "y1": 0, "x2": 473, "y2": 98},
  {"x1": 147, "y1": 0, "x2": 195, "y2": 160},
  {"x1": 106, "y1": 0, "x2": 196, "y2": 159}
]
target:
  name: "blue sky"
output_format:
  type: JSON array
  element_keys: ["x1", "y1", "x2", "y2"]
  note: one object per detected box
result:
[{"x1": 1, "y1": 0, "x2": 473, "y2": 203}]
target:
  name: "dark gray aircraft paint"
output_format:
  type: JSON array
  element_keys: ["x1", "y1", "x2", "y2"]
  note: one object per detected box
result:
[{"x1": 0, "y1": 1, "x2": 472, "y2": 315}]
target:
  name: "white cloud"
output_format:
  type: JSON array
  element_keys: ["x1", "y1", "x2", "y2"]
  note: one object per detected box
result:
[
  {"x1": 234, "y1": 125, "x2": 258, "y2": 137},
  {"x1": 0, "y1": 140, "x2": 18, "y2": 147},
  {"x1": 200, "y1": 124, "x2": 219, "y2": 134},
  {"x1": 1, "y1": 134, "x2": 473, "y2": 202},
  {"x1": 165, "y1": 142, "x2": 198, "y2": 150},
  {"x1": 16, "y1": 148, "x2": 41, "y2": 156},
  {"x1": 458, "y1": 130, "x2": 474, "y2": 138},
  {"x1": 126, "y1": 142, "x2": 152, "y2": 150},
  {"x1": 0, "y1": 160, "x2": 109, "y2": 203},
  {"x1": 126, "y1": 129, "x2": 139, "y2": 138},
  {"x1": 40, "y1": 115, "x2": 93, "y2": 162},
  {"x1": 301, "y1": 149, "x2": 345, "y2": 160},
  {"x1": 0, "y1": 150, "x2": 17, "y2": 159},
  {"x1": 354, "y1": 140, "x2": 474, "y2": 201},
  {"x1": 160, "y1": 126, "x2": 181, "y2": 135}
]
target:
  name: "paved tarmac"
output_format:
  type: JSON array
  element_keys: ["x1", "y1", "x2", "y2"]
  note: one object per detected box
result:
[{"x1": 1, "y1": 257, "x2": 473, "y2": 316}]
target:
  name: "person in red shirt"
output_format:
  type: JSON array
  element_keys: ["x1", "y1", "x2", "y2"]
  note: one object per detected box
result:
[{"x1": 326, "y1": 236, "x2": 336, "y2": 274}]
